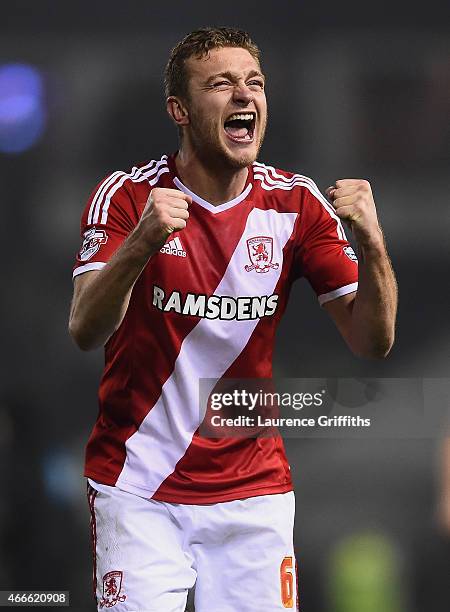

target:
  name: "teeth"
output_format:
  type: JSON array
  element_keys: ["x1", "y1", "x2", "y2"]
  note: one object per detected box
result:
[{"x1": 226, "y1": 113, "x2": 255, "y2": 122}]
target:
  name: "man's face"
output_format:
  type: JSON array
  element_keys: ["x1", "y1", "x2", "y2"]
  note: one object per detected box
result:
[{"x1": 182, "y1": 47, "x2": 267, "y2": 169}]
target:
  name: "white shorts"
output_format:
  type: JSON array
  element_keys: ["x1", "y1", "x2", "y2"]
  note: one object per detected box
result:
[{"x1": 87, "y1": 480, "x2": 299, "y2": 612}]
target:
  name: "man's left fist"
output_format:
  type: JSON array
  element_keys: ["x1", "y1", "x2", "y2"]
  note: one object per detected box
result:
[{"x1": 325, "y1": 179, "x2": 383, "y2": 248}]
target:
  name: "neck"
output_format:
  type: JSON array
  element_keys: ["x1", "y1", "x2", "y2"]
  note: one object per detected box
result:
[{"x1": 175, "y1": 146, "x2": 249, "y2": 205}]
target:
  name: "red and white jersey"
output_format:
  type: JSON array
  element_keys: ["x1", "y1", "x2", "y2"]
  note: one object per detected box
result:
[{"x1": 73, "y1": 153, "x2": 358, "y2": 504}]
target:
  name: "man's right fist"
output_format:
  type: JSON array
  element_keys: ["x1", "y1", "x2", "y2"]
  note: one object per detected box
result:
[{"x1": 137, "y1": 188, "x2": 191, "y2": 252}]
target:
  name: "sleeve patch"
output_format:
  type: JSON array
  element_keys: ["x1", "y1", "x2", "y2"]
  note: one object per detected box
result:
[
  {"x1": 78, "y1": 227, "x2": 108, "y2": 262},
  {"x1": 343, "y1": 245, "x2": 358, "y2": 262}
]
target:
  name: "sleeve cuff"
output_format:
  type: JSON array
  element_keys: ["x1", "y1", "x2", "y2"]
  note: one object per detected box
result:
[
  {"x1": 72, "y1": 261, "x2": 106, "y2": 279},
  {"x1": 318, "y1": 282, "x2": 358, "y2": 306}
]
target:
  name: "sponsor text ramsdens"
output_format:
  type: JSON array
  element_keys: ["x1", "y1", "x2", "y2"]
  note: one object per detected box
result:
[{"x1": 153, "y1": 285, "x2": 279, "y2": 320}]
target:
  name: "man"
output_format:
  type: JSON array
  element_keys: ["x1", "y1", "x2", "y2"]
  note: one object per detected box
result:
[{"x1": 69, "y1": 27, "x2": 397, "y2": 612}]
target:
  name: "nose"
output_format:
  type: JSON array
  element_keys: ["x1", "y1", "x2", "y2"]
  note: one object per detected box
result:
[{"x1": 232, "y1": 81, "x2": 253, "y2": 106}]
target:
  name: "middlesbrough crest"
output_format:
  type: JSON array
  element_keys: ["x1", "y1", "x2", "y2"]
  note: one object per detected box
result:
[
  {"x1": 78, "y1": 227, "x2": 108, "y2": 262},
  {"x1": 244, "y1": 236, "x2": 279, "y2": 274},
  {"x1": 99, "y1": 571, "x2": 127, "y2": 608}
]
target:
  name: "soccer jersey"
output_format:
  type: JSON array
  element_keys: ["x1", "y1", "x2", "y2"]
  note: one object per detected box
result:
[{"x1": 73, "y1": 153, "x2": 358, "y2": 504}]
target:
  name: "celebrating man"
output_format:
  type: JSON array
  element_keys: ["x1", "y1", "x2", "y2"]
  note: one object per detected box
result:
[{"x1": 69, "y1": 27, "x2": 397, "y2": 611}]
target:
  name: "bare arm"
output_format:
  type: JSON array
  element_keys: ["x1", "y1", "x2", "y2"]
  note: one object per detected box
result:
[
  {"x1": 68, "y1": 188, "x2": 191, "y2": 351},
  {"x1": 323, "y1": 180, "x2": 398, "y2": 359},
  {"x1": 438, "y1": 436, "x2": 450, "y2": 533},
  {"x1": 69, "y1": 227, "x2": 155, "y2": 350}
]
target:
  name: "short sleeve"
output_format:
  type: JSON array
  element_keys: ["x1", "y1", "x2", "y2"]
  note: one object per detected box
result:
[
  {"x1": 294, "y1": 185, "x2": 359, "y2": 305},
  {"x1": 73, "y1": 173, "x2": 138, "y2": 279}
]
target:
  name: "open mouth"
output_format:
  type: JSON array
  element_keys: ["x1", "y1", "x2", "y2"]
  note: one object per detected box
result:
[{"x1": 223, "y1": 112, "x2": 256, "y2": 143}]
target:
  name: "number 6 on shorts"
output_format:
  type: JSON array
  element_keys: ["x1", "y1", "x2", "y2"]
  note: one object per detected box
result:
[{"x1": 280, "y1": 556, "x2": 296, "y2": 608}]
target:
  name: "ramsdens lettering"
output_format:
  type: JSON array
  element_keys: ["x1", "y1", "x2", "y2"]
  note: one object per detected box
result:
[{"x1": 152, "y1": 285, "x2": 279, "y2": 320}]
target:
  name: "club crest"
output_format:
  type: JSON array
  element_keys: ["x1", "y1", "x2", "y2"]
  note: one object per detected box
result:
[
  {"x1": 78, "y1": 227, "x2": 108, "y2": 262},
  {"x1": 244, "y1": 236, "x2": 279, "y2": 273},
  {"x1": 99, "y1": 570, "x2": 127, "y2": 608}
]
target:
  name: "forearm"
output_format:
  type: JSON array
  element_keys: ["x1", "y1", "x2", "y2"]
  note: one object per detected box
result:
[
  {"x1": 441, "y1": 437, "x2": 450, "y2": 498},
  {"x1": 349, "y1": 230, "x2": 398, "y2": 358},
  {"x1": 69, "y1": 225, "x2": 155, "y2": 350},
  {"x1": 69, "y1": 187, "x2": 191, "y2": 351}
]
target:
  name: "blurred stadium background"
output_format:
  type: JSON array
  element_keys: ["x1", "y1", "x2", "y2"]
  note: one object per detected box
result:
[{"x1": 0, "y1": 2, "x2": 449, "y2": 610}]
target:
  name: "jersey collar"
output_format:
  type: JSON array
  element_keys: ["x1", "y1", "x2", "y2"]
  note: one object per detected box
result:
[{"x1": 168, "y1": 152, "x2": 253, "y2": 214}]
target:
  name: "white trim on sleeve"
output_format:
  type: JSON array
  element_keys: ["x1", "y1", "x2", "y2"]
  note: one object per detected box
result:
[
  {"x1": 318, "y1": 282, "x2": 358, "y2": 306},
  {"x1": 72, "y1": 261, "x2": 106, "y2": 279}
]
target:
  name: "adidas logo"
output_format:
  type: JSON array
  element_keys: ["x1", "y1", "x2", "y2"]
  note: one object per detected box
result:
[{"x1": 160, "y1": 236, "x2": 187, "y2": 258}]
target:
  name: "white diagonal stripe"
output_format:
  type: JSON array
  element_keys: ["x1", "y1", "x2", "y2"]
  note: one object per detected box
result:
[
  {"x1": 116, "y1": 207, "x2": 298, "y2": 497},
  {"x1": 174, "y1": 237, "x2": 183, "y2": 250}
]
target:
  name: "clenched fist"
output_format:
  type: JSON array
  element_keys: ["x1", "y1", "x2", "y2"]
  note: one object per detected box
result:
[
  {"x1": 137, "y1": 187, "x2": 191, "y2": 252},
  {"x1": 326, "y1": 179, "x2": 383, "y2": 249}
]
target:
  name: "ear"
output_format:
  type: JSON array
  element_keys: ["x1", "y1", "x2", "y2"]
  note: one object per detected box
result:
[{"x1": 166, "y1": 96, "x2": 190, "y2": 127}]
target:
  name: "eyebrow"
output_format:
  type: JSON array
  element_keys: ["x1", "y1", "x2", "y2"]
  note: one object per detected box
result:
[{"x1": 204, "y1": 70, "x2": 265, "y2": 85}]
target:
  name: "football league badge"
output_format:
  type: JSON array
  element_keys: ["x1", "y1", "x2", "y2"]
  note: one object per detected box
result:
[{"x1": 78, "y1": 227, "x2": 108, "y2": 261}]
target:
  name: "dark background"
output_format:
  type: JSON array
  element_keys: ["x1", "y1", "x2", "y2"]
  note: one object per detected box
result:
[{"x1": 1, "y1": 2, "x2": 449, "y2": 610}]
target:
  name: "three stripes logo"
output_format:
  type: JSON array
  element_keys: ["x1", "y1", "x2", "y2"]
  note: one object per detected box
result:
[{"x1": 160, "y1": 236, "x2": 187, "y2": 258}]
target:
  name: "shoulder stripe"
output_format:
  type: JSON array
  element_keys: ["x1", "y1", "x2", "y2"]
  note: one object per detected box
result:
[
  {"x1": 254, "y1": 173, "x2": 312, "y2": 190},
  {"x1": 99, "y1": 158, "x2": 168, "y2": 225},
  {"x1": 88, "y1": 155, "x2": 168, "y2": 225},
  {"x1": 255, "y1": 161, "x2": 322, "y2": 187},
  {"x1": 99, "y1": 156, "x2": 168, "y2": 225},
  {"x1": 255, "y1": 162, "x2": 335, "y2": 208},
  {"x1": 88, "y1": 170, "x2": 125, "y2": 225},
  {"x1": 147, "y1": 165, "x2": 170, "y2": 188},
  {"x1": 88, "y1": 162, "x2": 152, "y2": 225},
  {"x1": 253, "y1": 165, "x2": 346, "y2": 240},
  {"x1": 92, "y1": 166, "x2": 146, "y2": 226}
]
